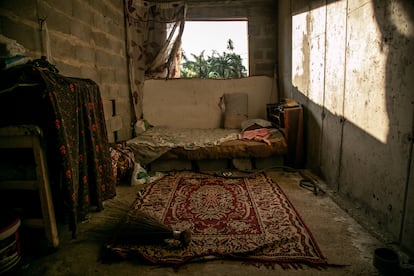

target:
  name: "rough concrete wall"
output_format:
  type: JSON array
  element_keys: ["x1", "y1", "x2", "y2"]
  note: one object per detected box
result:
[
  {"x1": 0, "y1": 0, "x2": 132, "y2": 142},
  {"x1": 186, "y1": 0, "x2": 277, "y2": 77},
  {"x1": 277, "y1": 0, "x2": 293, "y2": 99},
  {"x1": 404, "y1": 144, "x2": 414, "y2": 254},
  {"x1": 279, "y1": 0, "x2": 414, "y2": 254},
  {"x1": 143, "y1": 76, "x2": 273, "y2": 128}
]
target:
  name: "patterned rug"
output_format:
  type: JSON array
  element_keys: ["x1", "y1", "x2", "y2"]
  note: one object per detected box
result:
[{"x1": 104, "y1": 172, "x2": 327, "y2": 269}]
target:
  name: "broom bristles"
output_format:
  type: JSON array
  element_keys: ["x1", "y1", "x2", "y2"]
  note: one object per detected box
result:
[
  {"x1": 115, "y1": 210, "x2": 191, "y2": 247},
  {"x1": 126, "y1": 210, "x2": 171, "y2": 231}
]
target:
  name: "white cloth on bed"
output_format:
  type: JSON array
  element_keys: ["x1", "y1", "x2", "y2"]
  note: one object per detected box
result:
[{"x1": 127, "y1": 127, "x2": 239, "y2": 165}]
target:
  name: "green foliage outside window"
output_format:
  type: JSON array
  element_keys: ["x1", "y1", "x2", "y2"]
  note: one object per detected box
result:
[{"x1": 180, "y1": 39, "x2": 247, "y2": 78}]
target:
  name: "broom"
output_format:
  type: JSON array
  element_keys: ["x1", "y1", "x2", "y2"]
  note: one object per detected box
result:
[{"x1": 112, "y1": 209, "x2": 192, "y2": 248}]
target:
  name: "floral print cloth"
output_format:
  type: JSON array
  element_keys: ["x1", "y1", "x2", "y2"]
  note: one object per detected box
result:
[
  {"x1": 0, "y1": 64, "x2": 116, "y2": 237},
  {"x1": 109, "y1": 143, "x2": 135, "y2": 185},
  {"x1": 38, "y1": 69, "x2": 116, "y2": 237}
]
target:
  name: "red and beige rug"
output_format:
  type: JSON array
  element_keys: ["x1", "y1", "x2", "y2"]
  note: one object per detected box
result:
[{"x1": 105, "y1": 172, "x2": 327, "y2": 269}]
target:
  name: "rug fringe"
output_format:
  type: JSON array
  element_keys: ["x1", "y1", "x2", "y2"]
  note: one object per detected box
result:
[{"x1": 241, "y1": 259, "x2": 347, "y2": 270}]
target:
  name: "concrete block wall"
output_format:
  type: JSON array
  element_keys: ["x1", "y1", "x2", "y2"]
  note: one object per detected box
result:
[
  {"x1": 143, "y1": 76, "x2": 274, "y2": 129},
  {"x1": 278, "y1": 0, "x2": 414, "y2": 254},
  {"x1": 0, "y1": 0, "x2": 132, "y2": 142}
]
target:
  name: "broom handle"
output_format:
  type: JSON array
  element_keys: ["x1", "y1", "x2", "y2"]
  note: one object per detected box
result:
[{"x1": 172, "y1": 230, "x2": 181, "y2": 239}]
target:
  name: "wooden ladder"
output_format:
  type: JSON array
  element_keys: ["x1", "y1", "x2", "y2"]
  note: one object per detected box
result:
[{"x1": 0, "y1": 125, "x2": 59, "y2": 248}]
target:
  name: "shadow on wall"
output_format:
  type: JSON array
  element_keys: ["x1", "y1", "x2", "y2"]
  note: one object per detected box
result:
[
  {"x1": 373, "y1": 0, "x2": 414, "y2": 255},
  {"x1": 287, "y1": 0, "x2": 414, "y2": 254}
]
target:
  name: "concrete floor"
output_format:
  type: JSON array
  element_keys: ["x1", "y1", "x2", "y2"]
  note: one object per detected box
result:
[{"x1": 5, "y1": 169, "x2": 411, "y2": 275}]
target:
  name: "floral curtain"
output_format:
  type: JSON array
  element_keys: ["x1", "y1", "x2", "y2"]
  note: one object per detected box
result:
[{"x1": 125, "y1": 0, "x2": 187, "y2": 121}]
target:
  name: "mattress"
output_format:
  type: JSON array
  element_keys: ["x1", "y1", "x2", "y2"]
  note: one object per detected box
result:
[{"x1": 127, "y1": 127, "x2": 288, "y2": 165}]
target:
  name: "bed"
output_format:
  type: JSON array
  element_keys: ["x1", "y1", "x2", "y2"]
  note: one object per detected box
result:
[
  {"x1": 125, "y1": 125, "x2": 288, "y2": 172},
  {"x1": 116, "y1": 79, "x2": 302, "y2": 177}
]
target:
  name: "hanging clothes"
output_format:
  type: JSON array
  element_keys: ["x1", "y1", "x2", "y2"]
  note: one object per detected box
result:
[{"x1": 0, "y1": 62, "x2": 116, "y2": 237}]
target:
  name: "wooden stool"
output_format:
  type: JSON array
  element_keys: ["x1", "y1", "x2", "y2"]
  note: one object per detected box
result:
[{"x1": 0, "y1": 125, "x2": 59, "y2": 248}]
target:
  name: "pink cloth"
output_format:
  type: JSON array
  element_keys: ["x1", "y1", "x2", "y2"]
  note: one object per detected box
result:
[{"x1": 238, "y1": 128, "x2": 272, "y2": 145}]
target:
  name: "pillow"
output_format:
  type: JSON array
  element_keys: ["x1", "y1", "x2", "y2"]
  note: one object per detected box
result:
[{"x1": 222, "y1": 93, "x2": 248, "y2": 129}]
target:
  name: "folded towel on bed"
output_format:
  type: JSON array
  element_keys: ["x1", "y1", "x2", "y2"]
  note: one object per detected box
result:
[{"x1": 238, "y1": 128, "x2": 272, "y2": 145}]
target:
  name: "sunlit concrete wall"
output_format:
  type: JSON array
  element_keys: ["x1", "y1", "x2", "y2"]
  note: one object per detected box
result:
[
  {"x1": 278, "y1": 0, "x2": 414, "y2": 254},
  {"x1": 0, "y1": 0, "x2": 132, "y2": 142}
]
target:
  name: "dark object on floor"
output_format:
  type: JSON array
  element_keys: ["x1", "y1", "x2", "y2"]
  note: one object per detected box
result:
[
  {"x1": 373, "y1": 247, "x2": 400, "y2": 276},
  {"x1": 0, "y1": 210, "x2": 21, "y2": 274}
]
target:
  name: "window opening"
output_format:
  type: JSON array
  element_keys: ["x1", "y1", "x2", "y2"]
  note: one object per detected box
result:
[{"x1": 179, "y1": 20, "x2": 248, "y2": 78}]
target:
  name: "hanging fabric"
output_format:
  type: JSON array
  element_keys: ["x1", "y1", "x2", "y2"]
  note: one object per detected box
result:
[
  {"x1": 0, "y1": 61, "x2": 117, "y2": 238},
  {"x1": 124, "y1": 0, "x2": 187, "y2": 121}
]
